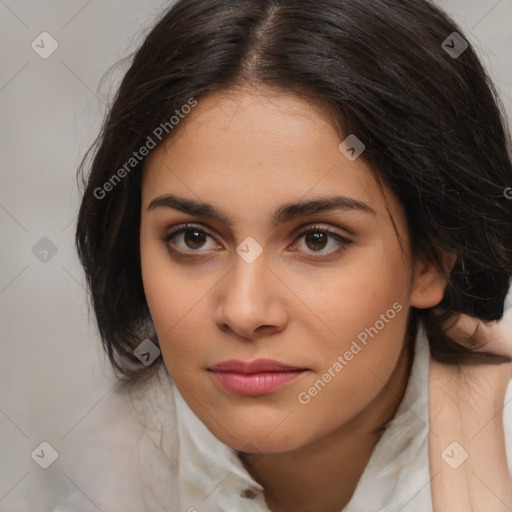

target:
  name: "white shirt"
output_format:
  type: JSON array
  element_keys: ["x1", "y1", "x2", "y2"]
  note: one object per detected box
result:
[
  {"x1": 52, "y1": 324, "x2": 512, "y2": 512},
  {"x1": 174, "y1": 323, "x2": 433, "y2": 512}
]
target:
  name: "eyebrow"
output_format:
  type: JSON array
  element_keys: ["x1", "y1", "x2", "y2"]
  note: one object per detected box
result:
[{"x1": 147, "y1": 193, "x2": 376, "y2": 227}]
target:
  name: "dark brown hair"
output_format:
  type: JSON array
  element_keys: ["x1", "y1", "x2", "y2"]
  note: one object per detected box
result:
[{"x1": 76, "y1": 0, "x2": 512, "y2": 385}]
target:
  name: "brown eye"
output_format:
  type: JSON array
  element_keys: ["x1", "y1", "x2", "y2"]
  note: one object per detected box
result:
[
  {"x1": 292, "y1": 225, "x2": 352, "y2": 257},
  {"x1": 163, "y1": 224, "x2": 218, "y2": 253},
  {"x1": 182, "y1": 228, "x2": 208, "y2": 249},
  {"x1": 162, "y1": 223, "x2": 352, "y2": 260},
  {"x1": 304, "y1": 231, "x2": 329, "y2": 251}
]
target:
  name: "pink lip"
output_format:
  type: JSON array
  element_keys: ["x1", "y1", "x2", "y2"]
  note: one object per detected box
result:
[
  {"x1": 210, "y1": 358, "x2": 303, "y2": 373},
  {"x1": 208, "y1": 359, "x2": 308, "y2": 396}
]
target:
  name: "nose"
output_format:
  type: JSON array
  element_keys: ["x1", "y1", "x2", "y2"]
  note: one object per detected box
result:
[{"x1": 214, "y1": 254, "x2": 288, "y2": 341}]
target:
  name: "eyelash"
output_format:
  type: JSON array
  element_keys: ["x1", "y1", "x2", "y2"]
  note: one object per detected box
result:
[{"x1": 161, "y1": 223, "x2": 352, "y2": 259}]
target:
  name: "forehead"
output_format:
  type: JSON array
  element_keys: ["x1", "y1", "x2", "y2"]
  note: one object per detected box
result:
[{"x1": 141, "y1": 86, "x2": 400, "y2": 227}]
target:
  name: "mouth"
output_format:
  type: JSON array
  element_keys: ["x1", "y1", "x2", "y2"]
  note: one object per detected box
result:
[{"x1": 208, "y1": 359, "x2": 309, "y2": 396}]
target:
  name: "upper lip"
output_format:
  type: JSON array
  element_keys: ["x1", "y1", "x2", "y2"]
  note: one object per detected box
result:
[{"x1": 209, "y1": 358, "x2": 305, "y2": 373}]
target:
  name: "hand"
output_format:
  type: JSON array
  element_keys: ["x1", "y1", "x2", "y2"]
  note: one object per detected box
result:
[
  {"x1": 447, "y1": 308, "x2": 512, "y2": 403},
  {"x1": 443, "y1": 306, "x2": 512, "y2": 382},
  {"x1": 429, "y1": 305, "x2": 512, "y2": 512}
]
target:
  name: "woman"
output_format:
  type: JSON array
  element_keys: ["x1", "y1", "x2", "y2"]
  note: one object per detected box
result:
[{"x1": 63, "y1": 0, "x2": 512, "y2": 510}]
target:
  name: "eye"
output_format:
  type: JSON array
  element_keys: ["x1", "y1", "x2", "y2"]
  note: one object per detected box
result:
[
  {"x1": 162, "y1": 224, "x2": 219, "y2": 254},
  {"x1": 291, "y1": 224, "x2": 352, "y2": 257},
  {"x1": 161, "y1": 223, "x2": 352, "y2": 258}
]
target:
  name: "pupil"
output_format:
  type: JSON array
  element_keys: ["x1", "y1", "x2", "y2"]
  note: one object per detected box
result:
[
  {"x1": 306, "y1": 232, "x2": 327, "y2": 251},
  {"x1": 185, "y1": 229, "x2": 206, "y2": 249}
]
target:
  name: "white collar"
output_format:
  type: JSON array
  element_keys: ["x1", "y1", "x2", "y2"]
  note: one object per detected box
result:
[{"x1": 172, "y1": 324, "x2": 433, "y2": 511}]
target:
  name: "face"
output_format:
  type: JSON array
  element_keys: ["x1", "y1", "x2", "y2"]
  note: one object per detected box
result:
[{"x1": 140, "y1": 85, "x2": 445, "y2": 453}]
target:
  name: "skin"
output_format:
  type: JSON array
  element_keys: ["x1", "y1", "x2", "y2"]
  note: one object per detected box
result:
[
  {"x1": 139, "y1": 85, "x2": 453, "y2": 512},
  {"x1": 429, "y1": 310, "x2": 512, "y2": 511}
]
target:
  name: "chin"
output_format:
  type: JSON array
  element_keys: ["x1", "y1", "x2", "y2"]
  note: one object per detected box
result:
[
  {"x1": 222, "y1": 433, "x2": 305, "y2": 455},
  {"x1": 203, "y1": 412, "x2": 308, "y2": 454}
]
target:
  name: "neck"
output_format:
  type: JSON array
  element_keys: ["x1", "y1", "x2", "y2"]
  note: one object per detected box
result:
[{"x1": 238, "y1": 336, "x2": 415, "y2": 512}]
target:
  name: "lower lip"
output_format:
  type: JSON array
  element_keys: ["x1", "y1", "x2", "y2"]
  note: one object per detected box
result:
[{"x1": 209, "y1": 370, "x2": 306, "y2": 396}]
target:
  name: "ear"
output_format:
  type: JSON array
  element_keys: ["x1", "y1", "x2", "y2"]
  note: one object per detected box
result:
[{"x1": 410, "y1": 251, "x2": 457, "y2": 309}]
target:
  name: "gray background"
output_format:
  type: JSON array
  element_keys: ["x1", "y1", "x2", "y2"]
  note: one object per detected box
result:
[{"x1": 1, "y1": 0, "x2": 511, "y2": 510}]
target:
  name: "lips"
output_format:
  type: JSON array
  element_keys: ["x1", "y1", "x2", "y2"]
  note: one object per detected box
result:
[
  {"x1": 208, "y1": 359, "x2": 308, "y2": 396},
  {"x1": 210, "y1": 358, "x2": 304, "y2": 373}
]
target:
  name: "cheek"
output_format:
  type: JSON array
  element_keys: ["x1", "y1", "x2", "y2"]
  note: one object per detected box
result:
[
  {"x1": 140, "y1": 234, "x2": 201, "y2": 363},
  {"x1": 291, "y1": 243, "x2": 410, "y2": 414},
  {"x1": 294, "y1": 303, "x2": 409, "y2": 441},
  {"x1": 142, "y1": 278, "x2": 205, "y2": 357},
  {"x1": 295, "y1": 238, "x2": 410, "y2": 342}
]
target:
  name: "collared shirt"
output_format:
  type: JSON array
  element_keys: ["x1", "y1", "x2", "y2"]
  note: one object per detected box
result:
[
  {"x1": 51, "y1": 323, "x2": 512, "y2": 512},
  {"x1": 173, "y1": 324, "x2": 434, "y2": 512}
]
